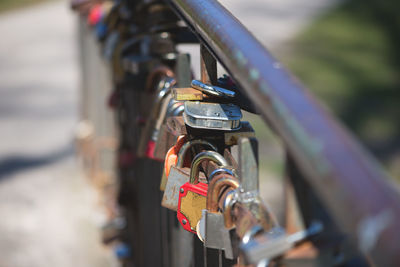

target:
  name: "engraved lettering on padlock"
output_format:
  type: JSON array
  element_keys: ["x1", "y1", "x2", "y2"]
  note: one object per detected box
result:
[
  {"x1": 177, "y1": 151, "x2": 229, "y2": 233},
  {"x1": 162, "y1": 140, "x2": 217, "y2": 211}
]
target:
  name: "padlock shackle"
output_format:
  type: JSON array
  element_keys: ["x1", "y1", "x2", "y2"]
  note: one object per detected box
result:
[
  {"x1": 145, "y1": 65, "x2": 175, "y2": 92},
  {"x1": 177, "y1": 140, "x2": 218, "y2": 168},
  {"x1": 189, "y1": 151, "x2": 228, "y2": 184},
  {"x1": 223, "y1": 190, "x2": 237, "y2": 228},
  {"x1": 206, "y1": 175, "x2": 239, "y2": 212},
  {"x1": 208, "y1": 168, "x2": 235, "y2": 182}
]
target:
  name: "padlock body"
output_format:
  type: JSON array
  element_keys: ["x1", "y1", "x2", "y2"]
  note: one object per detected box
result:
[
  {"x1": 204, "y1": 211, "x2": 225, "y2": 249},
  {"x1": 161, "y1": 166, "x2": 190, "y2": 210},
  {"x1": 177, "y1": 182, "x2": 208, "y2": 233}
]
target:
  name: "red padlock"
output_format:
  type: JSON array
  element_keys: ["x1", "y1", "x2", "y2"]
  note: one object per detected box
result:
[
  {"x1": 177, "y1": 182, "x2": 208, "y2": 233},
  {"x1": 177, "y1": 150, "x2": 228, "y2": 233}
]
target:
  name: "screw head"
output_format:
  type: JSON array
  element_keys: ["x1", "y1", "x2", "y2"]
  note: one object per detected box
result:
[
  {"x1": 182, "y1": 219, "x2": 187, "y2": 225},
  {"x1": 180, "y1": 188, "x2": 184, "y2": 194}
]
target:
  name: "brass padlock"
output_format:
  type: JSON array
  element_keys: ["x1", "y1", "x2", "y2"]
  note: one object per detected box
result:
[
  {"x1": 177, "y1": 151, "x2": 229, "y2": 233},
  {"x1": 161, "y1": 140, "x2": 217, "y2": 211}
]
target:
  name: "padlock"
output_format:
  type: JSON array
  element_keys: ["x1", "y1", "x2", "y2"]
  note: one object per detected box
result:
[
  {"x1": 162, "y1": 140, "x2": 218, "y2": 210},
  {"x1": 177, "y1": 151, "x2": 229, "y2": 233},
  {"x1": 205, "y1": 174, "x2": 239, "y2": 252},
  {"x1": 224, "y1": 121, "x2": 255, "y2": 146},
  {"x1": 221, "y1": 190, "x2": 241, "y2": 259},
  {"x1": 163, "y1": 135, "x2": 186, "y2": 179},
  {"x1": 240, "y1": 222, "x2": 323, "y2": 265},
  {"x1": 137, "y1": 75, "x2": 176, "y2": 160},
  {"x1": 153, "y1": 124, "x2": 176, "y2": 166},
  {"x1": 208, "y1": 167, "x2": 237, "y2": 181},
  {"x1": 87, "y1": 3, "x2": 102, "y2": 26},
  {"x1": 183, "y1": 101, "x2": 242, "y2": 131},
  {"x1": 153, "y1": 98, "x2": 185, "y2": 161},
  {"x1": 172, "y1": 87, "x2": 204, "y2": 101},
  {"x1": 160, "y1": 135, "x2": 186, "y2": 191},
  {"x1": 195, "y1": 169, "x2": 235, "y2": 242},
  {"x1": 196, "y1": 171, "x2": 238, "y2": 249},
  {"x1": 197, "y1": 173, "x2": 241, "y2": 259},
  {"x1": 191, "y1": 80, "x2": 235, "y2": 99},
  {"x1": 166, "y1": 116, "x2": 187, "y2": 137}
]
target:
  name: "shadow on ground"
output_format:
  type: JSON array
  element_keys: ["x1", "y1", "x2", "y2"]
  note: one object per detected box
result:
[{"x1": 0, "y1": 142, "x2": 74, "y2": 179}]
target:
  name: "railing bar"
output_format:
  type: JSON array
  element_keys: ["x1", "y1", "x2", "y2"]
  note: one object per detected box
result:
[{"x1": 167, "y1": 0, "x2": 400, "y2": 265}]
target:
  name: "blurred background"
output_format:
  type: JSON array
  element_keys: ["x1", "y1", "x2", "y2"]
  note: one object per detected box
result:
[{"x1": 0, "y1": 0, "x2": 398, "y2": 266}]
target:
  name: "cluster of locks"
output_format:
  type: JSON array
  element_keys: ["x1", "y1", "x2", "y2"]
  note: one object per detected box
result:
[
  {"x1": 71, "y1": 0, "x2": 323, "y2": 266},
  {"x1": 145, "y1": 74, "x2": 322, "y2": 264}
]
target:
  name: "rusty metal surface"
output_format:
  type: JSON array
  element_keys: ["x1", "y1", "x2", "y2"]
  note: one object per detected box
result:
[
  {"x1": 200, "y1": 44, "x2": 217, "y2": 84},
  {"x1": 166, "y1": 116, "x2": 187, "y2": 136},
  {"x1": 161, "y1": 166, "x2": 191, "y2": 211},
  {"x1": 168, "y1": 0, "x2": 400, "y2": 265}
]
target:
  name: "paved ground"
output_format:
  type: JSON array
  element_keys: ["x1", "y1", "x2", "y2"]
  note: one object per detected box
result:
[
  {"x1": 0, "y1": 0, "x2": 337, "y2": 266},
  {"x1": 0, "y1": 1, "x2": 115, "y2": 267}
]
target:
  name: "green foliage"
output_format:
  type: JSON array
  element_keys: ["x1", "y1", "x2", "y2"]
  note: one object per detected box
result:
[
  {"x1": 284, "y1": 0, "x2": 400, "y2": 178},
  {"x1": 0, "y1": 0, "x2": 52, "y2": 13}
]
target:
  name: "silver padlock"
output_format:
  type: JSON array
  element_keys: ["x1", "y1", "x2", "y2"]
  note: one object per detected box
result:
[
  {"x1": 240, "y1": 222, "x2": 323, "y2": 265},
  {"x1": 161, "y1": 139, "x2": 217, "y2": 211},
  {"x1": 183, "y1": 101, "x2": 242, "y2": 131},
  {"x1": 191, "y1": 80, "x2": 235, "y2": 98},
  {"x1": 197, "y1": 168, "x2": 235, "y2": 243},
  {"x1": 197, "y1": 171, "x2": 240, "y2": 259},
  {"x1": 221, "y1": 190, "x2": 241, "y2": 259}
]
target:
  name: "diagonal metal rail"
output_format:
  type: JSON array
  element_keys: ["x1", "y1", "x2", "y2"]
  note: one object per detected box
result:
[{"x1": 167, "y1": 0, "x2": 400, "y2": 265}]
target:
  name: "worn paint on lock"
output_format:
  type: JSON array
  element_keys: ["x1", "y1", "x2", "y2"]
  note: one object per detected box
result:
[
  {"x1": 177, "y1": 182, "x2": 208, "y2": 233},
  {"x1": 161, "y1": 166, "x2": 191, "y2": 210}
]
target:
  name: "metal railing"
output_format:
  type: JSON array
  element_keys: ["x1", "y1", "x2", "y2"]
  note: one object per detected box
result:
[
  {"x1": 72, "y1": 0, "x2": 400, "y2": 265},
  {"x1": 168, "y1": 0, "x2": 400, "y2": 266}
]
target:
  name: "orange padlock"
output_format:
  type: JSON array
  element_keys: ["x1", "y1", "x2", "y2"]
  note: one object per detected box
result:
[{"x1": 164, "y1": 135, "x2": 187, "y2": 178}]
